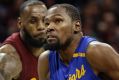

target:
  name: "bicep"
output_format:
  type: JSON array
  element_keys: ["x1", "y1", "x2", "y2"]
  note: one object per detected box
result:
[
  {"x1": 87, "y1": 42, "x2": 119, "y2": 79},
  {"x1": 38, "y1": 50, "x2": 50, "y2": 80}
]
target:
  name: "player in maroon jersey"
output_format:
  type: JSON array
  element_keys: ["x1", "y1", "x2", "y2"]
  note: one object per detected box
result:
[{"x1": 0, "y1": 0, "x2": 47, "y2": 80}]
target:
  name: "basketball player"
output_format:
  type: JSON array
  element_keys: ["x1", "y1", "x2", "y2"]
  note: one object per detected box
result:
[
  {"x1": 0, "y1": 0, "x2": 47, "y2": 80},
  {"x1": 38, "y1": 4, "x2": 119, "y2": 80}
]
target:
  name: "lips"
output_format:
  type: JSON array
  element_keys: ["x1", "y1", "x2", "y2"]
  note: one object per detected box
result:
[
  {"x1": 47, "y1": 34, "x2": 57, "y2": 42},
  {"x1": 34, "y1": 31, "x2": 46, "y2": 38},
  {"x1": 47, "y1": 34, "x2": 55, "y2": 38}
]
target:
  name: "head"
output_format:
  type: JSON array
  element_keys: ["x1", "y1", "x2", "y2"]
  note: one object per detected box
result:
[
  {"x1": 18, "y1": 0, "x2": 47, "y2": 48},
  {"x1": 44, "y1": 4, "x2": 82, "y2": 50}
]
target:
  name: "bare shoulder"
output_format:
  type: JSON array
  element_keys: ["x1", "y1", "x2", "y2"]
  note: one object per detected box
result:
[
  {"x1": 39, "y1": 50, "x2": 50, "y2": 61},
  {"x1": 89, "y1": 41, "x2": 112, "y2": 50},
  {"x1": 0, "y1": 44, "x2": 15, "y2": 51},
  {"x1": 0, "y1": 44, "x2": 21, "y2": 63},
  {"x1": 39, "y1": 50, "x2": 50, "y2": 59},
  {"x1": 38, "y1": 50, "x2": 50, "y2": 80},
  {"x1": 0, "y1": 44, "x2": 22, "y2": 79},
  {"x1": 86, "y1": 41, "x2": 119, "y2": 73},
  {"x1": 87, "y1": 41, "x2": 118, "y2": 56},
  {"x1": 0, "y1": 44, "x2": 19, "y2": 56}
]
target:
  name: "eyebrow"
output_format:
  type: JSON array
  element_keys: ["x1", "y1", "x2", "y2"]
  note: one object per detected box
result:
[
  {"x1": 45, "y1": 14, "x2": 63, "y2": 20},
  {"x1": 27, "y1": 16, "x2": 38, "y2": 21},
  {"x1": 51, "y1": 14, "x2": 62, "y2": 17},
  {"x1": 29, "y1": 16, "x2": 38, "y2": 19}
]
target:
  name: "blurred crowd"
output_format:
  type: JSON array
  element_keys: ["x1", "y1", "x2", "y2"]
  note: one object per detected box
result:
[{"x1": 0, "y1": 0, "x2": 119, "y2": 52}]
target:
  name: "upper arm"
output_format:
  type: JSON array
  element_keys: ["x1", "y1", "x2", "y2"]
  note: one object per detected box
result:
[
  {"x1": 38, "y1": 50, "x2": 50, "y2": 80},
  {"x1": 87, "y1": 41, "x2": 119, "y2": 79},
  {"x1": 0, "y1": 44, "x2": 22, "y2": 80}
]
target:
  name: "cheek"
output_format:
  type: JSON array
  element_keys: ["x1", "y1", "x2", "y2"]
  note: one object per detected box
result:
[
  {"x1": 58, "y1": 27, "x2": 72, "y2": 44},
  {"x1": 55, "y1": 21, "x2": 73, "y2": 43},
  {"x1": 29, "y1": 24, "x2": 37, "y2": 30},
  {"x1": 25, "y1": 25, "x2": 36, "y2": 36}
]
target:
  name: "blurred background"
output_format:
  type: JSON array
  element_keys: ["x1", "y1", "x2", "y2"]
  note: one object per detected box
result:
[{"x1": 0, "y1": 0, "x2": 119, "y2": 52}]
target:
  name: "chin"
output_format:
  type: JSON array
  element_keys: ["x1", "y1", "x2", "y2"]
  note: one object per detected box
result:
[{"x1": 44, "y1": 42, "x2": 60, "y2": 51}]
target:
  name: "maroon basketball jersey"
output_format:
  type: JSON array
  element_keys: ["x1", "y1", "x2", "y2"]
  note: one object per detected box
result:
[{"x1": 4, "y1": 32, "x2": 38, "y2": 80}]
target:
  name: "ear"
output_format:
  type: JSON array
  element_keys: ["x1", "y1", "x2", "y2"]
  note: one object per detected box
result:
[
  {"x1": 17, "y1": 17, "x2": 23, "y2": 29},
  {"x1": 73, "y1": 20, "x2": 81, "y2": 34}
]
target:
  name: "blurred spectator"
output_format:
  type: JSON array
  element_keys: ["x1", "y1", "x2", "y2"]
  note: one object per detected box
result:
[
  {"x1": 96, "y1": 11, "x2": 119, "y2": 52},
  {"x1": 0, "y1": 5, "x2": 9, "y2": 42},
  {"x1": 97, "y1": 11, "x2": 117, "y2": 41},
  {"x1": 7, "y1": 18, "x2": 18, "y2": 35},
  {"x1": 98, "y1": 0, "x2": 117, "y2": 11},
  {"x1": 0, "y1": 0, "x2": 24, "y2": 42},
  {"x1": 81, "y1": 0, "x2": 100, "y2": 36}
]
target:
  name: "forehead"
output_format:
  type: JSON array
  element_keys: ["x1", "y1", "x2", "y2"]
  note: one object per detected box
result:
[
  {"x1": 30, "y1": 5, "x2": 46, "y2": 13},
  {"x1": 46, "y1": 7, "x2": 69, "y2": 19},
  {"x1": 23, "y1": 5, "x2": 47, "y2": 18}
]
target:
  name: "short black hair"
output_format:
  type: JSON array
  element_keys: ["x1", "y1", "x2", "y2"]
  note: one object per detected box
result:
[
  {"x1": 20, "y1": 0, "x2": 46, "y2": 15},
  {"x1": 50, "y1": 3, "x2": 81, "y2": 22}
]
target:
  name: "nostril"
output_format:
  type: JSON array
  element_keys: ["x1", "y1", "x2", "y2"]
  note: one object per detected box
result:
[{"x1": 47, "y1": 28, "x2": 54, "y2": 32}]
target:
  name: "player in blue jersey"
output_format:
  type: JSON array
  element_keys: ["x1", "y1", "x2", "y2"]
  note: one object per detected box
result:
[{"x1": 38, "y1": 3, "x2": 119, "y2": 80}]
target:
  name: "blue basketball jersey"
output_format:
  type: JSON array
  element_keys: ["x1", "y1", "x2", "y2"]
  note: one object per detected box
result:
[{"x1": 49, "y1": 36, "x2": 101, "y2": 80}]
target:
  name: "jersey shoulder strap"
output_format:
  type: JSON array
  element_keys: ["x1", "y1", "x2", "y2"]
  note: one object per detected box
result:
[{"x1": 75, "y1": 36, "x2": 97, "y2": 53}]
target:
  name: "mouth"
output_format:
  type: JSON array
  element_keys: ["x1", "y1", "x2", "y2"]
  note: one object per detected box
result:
[
  {"x1": 47, "y1": 34, "x2": 57, "y2": 43},
  {"x1": 34, "y1": 31, "x2": 46, "y2": 38},
  {"x1": 47, "y1": 35, "x2": 56, "y2": 39}
]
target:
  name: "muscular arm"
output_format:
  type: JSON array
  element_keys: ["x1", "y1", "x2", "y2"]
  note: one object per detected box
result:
[
  {"x1": 38, "y1": 50, "x2": 50, "y2": 80},
  {"x1": 0, "y1": 44, "x2": 22, "y2": 80},
  {"x1": 87, "y1": 41, "x2": 119, "y2": 80}
]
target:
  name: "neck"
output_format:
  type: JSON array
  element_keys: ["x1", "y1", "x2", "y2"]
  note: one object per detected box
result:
[
  {"x1": 22, "y1": 41, "x2": 45, "y2": 57},
  {"x1": 31, "y1": 47, "x2": 45, "y2": 57},
  {"x1": 60, "y1": 33, "x2": 83, "y2": 64}
]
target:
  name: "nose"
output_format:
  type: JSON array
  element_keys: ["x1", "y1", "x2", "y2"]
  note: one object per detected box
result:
[
  {"x1": 46, "y1": 23, "x2": 55, "y2": 33},
  {"x1": 46, "y1": 28, "x2": 54, "y2": 32},
  {"x1": 37, "y1": 23, "x2": 45, "y2": 31}
]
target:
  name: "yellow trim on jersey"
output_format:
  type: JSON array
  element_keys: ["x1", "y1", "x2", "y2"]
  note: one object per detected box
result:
[
  {"x1": 30, "y1": 77, "x2": 37, "y2": 80},
  {"x1": 68, "y1": 65, "x2": 86, "y2": 80},
  {"x1": 73, "y1": 53, "x2": 85, "y2": 57}
]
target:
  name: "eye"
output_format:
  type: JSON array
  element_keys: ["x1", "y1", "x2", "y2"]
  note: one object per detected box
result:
[
  {"x1": 44, "y1": 22, "x2": 49, "y2": 27},
  {"x1": 29, "y1": 17, "x2": 38, "y2": 24},
  {"x1": 54, "y1": 19, "x2": 63, "y2": 24},
  {"x1": 30, "y1": 19, "x2": 36, "y2": 24}
]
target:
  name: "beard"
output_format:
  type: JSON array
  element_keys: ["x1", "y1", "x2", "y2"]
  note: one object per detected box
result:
[
  {"x1": 44, "y1": 36, "x2": 73, "y2": 51},
  {"x1": 21, "y1": 28, "x2": 46, "y2": 48}
]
